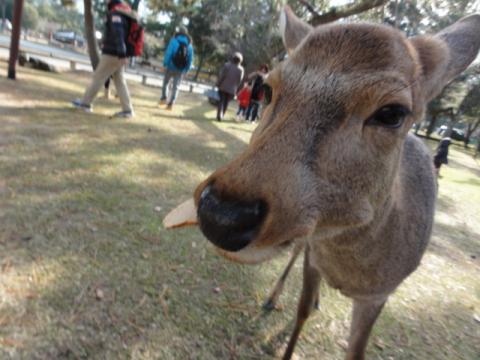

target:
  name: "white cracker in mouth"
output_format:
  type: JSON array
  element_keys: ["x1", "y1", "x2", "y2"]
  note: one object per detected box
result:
[{"x1": 163, "y1": 198, "x2": 198, "y2": 229}]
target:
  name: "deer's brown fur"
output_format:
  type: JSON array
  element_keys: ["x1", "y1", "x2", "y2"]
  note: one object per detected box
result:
[{"x1": 194, "y1": 6, "x2": 480, "y2": 359}]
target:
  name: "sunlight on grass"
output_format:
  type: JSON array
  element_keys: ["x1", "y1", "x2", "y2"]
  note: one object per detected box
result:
[{"x1": 1, "y1": 61, "x2": 479, "y2": 359}]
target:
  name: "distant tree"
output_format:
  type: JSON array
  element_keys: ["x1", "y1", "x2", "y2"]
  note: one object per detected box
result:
[
  {"x1": 4, "y1": 0, "x2": 39, "y2": 31},
  {"x1": 93, "y1": 0, "x2": 107, "y2": 30},
  {"x1": 54, "y1": 3, "x2": 84, "y2": 33},
  {"x1": 420, "y1": 0, "x2": 476, "y2": 32},
  {"x1": 147, "y1": 0, "x2": 477, "y2": 90},
  {"x1": 457, "y1": 80, "x2": 480, "y2": 147},
  {"x1": 188, "y1": 2, "x2": 216, "y2": 80},
  {"x1": 144, "y1": 16, "x2": 168, "y2": 34},
  {"x1": 1, "y1": 0, "x2": 7, "y2": 31},
  {"x1": 425, "y1": 77, "x2": 467, "y2": 138},
  {"x1": 148, "y1": 0, "x2": 197, "y2": 13},
  {"x1": 22, "y1": 3, "x2": 39, "y2": 30},
  {"x1": 463, "y1": 118, "x2": 480, "y2": 148},
  {"x1": 145, "y1": 0, "x2": 392, "y2": 79},
  {"x1": 197, "y1": 0, "x2": 280, "y2": 72},
  {"x1": 354, "y1": 0, "x2": 479, "y2": 36},
  {"x1": 36, "y1": 0, "x2": 56, "y2": 20}
]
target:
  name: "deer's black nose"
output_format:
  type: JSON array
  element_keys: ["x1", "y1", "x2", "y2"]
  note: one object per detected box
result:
[{"x1": 197, "y1": 184, "x2": 267, "y2": 252}]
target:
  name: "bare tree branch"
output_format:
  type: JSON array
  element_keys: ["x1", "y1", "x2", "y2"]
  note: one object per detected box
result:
[
  {"x1": 297, "y1": 0, "x2": 321, "y2": 18},
  {"x1": 307, "y1": 0, "x2": 388, "y2": 26}
]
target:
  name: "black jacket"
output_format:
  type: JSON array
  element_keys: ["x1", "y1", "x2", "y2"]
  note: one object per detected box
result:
[
  {"x1": 434, "y1": 138, "x2": 451, "y2": 165},
  {"x1": 101, "y1": 2, "x2": 131, "y2": 58}
]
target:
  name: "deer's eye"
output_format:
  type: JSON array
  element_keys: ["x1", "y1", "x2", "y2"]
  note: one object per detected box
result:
[
  {"x1": 263, "y1": 84, "x2": 273, "y2": 105},
  {"x1": 366, "y1": 105, "x2": 410, "y2": 129}
]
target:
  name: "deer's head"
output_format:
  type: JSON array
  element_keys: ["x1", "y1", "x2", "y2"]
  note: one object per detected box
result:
[{"x1": 194, "y1": 7, "x2": 480, "y2": 264}]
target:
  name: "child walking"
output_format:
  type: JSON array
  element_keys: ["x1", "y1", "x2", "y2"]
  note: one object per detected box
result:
[{"x1": 236, "y1": 82, "x2": 251, "y2": 121}]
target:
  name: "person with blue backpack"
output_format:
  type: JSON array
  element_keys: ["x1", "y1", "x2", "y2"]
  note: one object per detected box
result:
[{"x1": 159, "y1": 26, "x2": 194, "y2": 110}]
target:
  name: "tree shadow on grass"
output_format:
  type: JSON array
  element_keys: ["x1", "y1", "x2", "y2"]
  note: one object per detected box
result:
[
  {"x1": 0, "y1": 83, "x2": 287, "y2": 359},
  {"x1": 2, "y1": 64, "x2": 478, "y2": 360},
  {"x1": 371, "y1": 298, "x2": 480, "y2": 360},
  {"x1": 431, "y1": 193, "x2": 479, "y2": 267},
  {"x1": 435, "y1": 193, "x2": 456, "y2": 213},
  {"x1": 226, "y1": 124, "x2": 258, "y2": 134},
  {"x1": 183, "y1": 101, "x2": 250, "y2": 150},
  {"x1": 0, "y1": 105, "x2": 244, "y2": 174},
  {"x1": 1, "y1": 163, "x2": 281, "y2": 359},
  {"x1": 447, "y1": 157, "x2": 480, "y2": 178},
  {"x1": 2, "y1": 72, "x2": 84, "y2": 103},
  {"x1": 429, "y1": 221, "x2": 480, "y2": 267},
  {"x1": 451, "y1": 177, "x2": 480, "y2": 187}
]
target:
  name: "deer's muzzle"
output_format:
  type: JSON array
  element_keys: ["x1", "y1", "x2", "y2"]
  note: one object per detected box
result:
[{"x1": 197, "y1": 184, "x2": 267, "y2": 252}]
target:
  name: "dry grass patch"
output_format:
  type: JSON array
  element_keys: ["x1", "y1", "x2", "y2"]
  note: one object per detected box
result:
[{"x1": 1, "y1": 61, "x2": 479, "y2": 359}]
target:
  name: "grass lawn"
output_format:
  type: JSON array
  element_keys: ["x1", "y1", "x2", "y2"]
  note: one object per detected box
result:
[{"x1": 1, "y1": 62, "x2": 479, "y2": 360}]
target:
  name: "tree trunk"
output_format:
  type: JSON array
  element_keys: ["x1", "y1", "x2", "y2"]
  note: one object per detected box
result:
[
  {"x1": 464, "y1": 123, "x2": 472, "y2": 148},
  {"x1": 426, "y1": 114, "x2": 438, "y2": 138},
  {"x1": 426, "y1": 107, "x2": 454, "y2": 138},
  {"x1": 7, "y1": 0, "x2": 24, "y2": 80},
  {"x1": 444, "y1": 111, "x2": 456, "y2": 138},
  {"x1": 464, "y1": 118, "x2": 480, "y2": 148},
  {"x1": 84, "y1": 0, "x2": 100, "y2": 69},
  {"x1": 393, "y1": 0, "x2": 400, "y2": 28}
]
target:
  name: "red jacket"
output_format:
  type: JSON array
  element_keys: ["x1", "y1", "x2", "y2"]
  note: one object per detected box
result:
[{"x1": 237, "y1": 87, "x2": 251, "y2": 108}]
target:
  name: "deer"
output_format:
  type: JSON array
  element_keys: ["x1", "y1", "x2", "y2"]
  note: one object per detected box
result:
[{"x1": 164, "y1": 6, "x2": 480, "y2": 360}]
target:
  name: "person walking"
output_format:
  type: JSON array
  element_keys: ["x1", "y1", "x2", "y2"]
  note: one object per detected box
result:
[
  {"x1": 216, "y1": 52, "x2": 244, "y2": 122},
  {"x1": 433, "y1": 137, "x2": 452, "y2": 177},
  {"x1": 235, "y1": 82, "x2": 251, "y2": 121},
  {"x1": 245, "y1": 64, "x2": 269, "y2": 122},
  {"x1": 159, "y1": 26, "x2": 194, "y2": 110},
  {"x1": 72, "y1": 0, "x2": 137, "y2": 118}
]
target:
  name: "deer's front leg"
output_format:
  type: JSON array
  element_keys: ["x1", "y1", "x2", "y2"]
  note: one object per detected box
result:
[
  {"x1": 263, "y1": 242, "x2": 304, "y2": 311},
  {"x1": 282, "y1": 245, "x2": 322, "y2": 360},
  {"x1": 345, "y1": 297, "x2": 388, "y2": 360}
]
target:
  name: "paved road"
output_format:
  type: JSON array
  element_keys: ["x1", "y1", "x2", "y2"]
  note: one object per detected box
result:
[{"x1": 0, "y1": 34, "x2": 89, "y2": 63}]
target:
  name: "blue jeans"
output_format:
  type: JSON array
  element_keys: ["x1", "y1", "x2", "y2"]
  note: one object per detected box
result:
[
  {"x1": 237, "y1": 105, "x2": 247, "y2": 116},
  {"x1": 161, "y1": 69, "x2": 183, "y2": 105}
]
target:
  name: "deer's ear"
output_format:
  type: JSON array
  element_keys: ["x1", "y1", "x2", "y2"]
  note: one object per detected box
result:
[
  {"x1": 411, "y1": 14, "x2": 480, "y2": 101},
  {"x1": 279, "y1": 5, "x2": 313, "y2": 54}
]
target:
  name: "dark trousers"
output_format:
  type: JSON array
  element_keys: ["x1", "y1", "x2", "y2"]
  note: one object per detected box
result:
[
  {"x1": 246, "y1": 101, "x2": 260, "y2": 122},
  {"x1": 217, "y1": 91, "x2": 233, "y2": 121}
]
